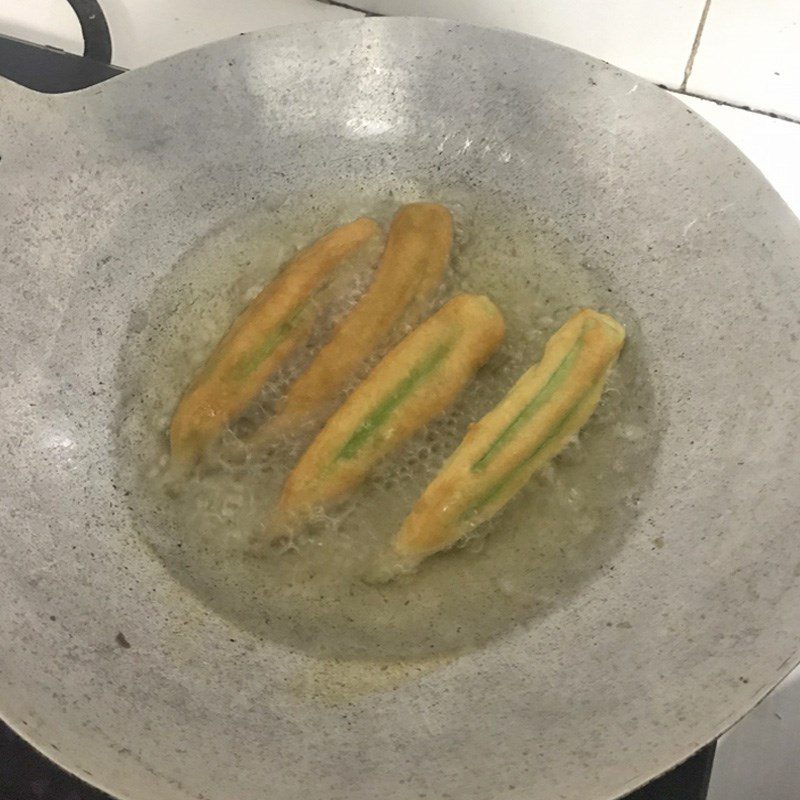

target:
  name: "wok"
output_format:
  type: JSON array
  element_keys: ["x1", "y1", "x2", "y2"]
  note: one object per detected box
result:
[{"x1": 1, "y1": 17, "x2": 799, "y2": 800}]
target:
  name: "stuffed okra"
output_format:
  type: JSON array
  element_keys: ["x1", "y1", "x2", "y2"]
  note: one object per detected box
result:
[
  {"x1": 253, "y1": 203, "x2": 453, "y2": 442},
  {"x1": 169, "y1": 216, "x2": 380, "y2": 470},
  {"x1": 382, "y1": 309, "x2": 625, "y2": 574},
  {"x1": 277, "y1": 294, "x2": 505, "y2": 520}
]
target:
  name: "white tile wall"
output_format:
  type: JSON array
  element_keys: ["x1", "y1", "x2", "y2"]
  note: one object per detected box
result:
[
  {"x1": 100, "y1": 0, "x2": 360, "y2": 67},
  {"x1": 688, "y1": 0, "x2": 800, "y2": 122},
  {"x1": 671, "y1": 92, "x2": 800, "y2": 800},
  {"x1": 0, "y1": 0, "x2": 82, "y2": 55},
  {"x1": 95, "y1": 0, "x2": 361, "y2": 68},
  {"x1": 677, "y1": 94, "x2": 800, "y2": 218},
  {"x1": 707, "y1": 670, "x2": 800, "y2": 800},
  {"x1": 328, "y1": 0, "x2": 707, "y2": 87}
]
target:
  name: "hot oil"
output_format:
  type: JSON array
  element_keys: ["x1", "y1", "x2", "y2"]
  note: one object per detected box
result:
[{"x1": 115, "y1": 188, "x2": 658, "y2": 661}]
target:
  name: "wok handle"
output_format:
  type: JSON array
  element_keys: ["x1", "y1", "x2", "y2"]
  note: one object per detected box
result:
[
  {"x1": 65, "y1": 0, "x2": 114, "y2": 65},
  {"x1": 0, "y1": 33, "x2": 123, "y2": 94}
]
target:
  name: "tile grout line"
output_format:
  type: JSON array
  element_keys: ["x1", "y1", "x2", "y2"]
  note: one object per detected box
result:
[
  {"x1": 665, "y1": 86, "x2": 800, "y2": 125},
  {"x1": 319, "y1": 0, "x2": 799, "y2": 125},
  {"x1": 681, "y1": 0, "x2": 713, "y2": 91}
]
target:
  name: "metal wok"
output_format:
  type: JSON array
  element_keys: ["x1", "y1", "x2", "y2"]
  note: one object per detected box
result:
[{"x1": 1, "y1": 17, "x2": 799, "y2": 800}]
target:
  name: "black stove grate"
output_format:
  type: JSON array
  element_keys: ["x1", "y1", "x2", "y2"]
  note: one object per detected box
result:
[{"x1": 1, "y1": 717, "x2": 716, "y2": 800}]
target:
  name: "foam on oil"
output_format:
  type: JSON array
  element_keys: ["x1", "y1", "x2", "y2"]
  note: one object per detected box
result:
[{"x1": 115, "y1": 188, "x2": 658, "y2": 661}]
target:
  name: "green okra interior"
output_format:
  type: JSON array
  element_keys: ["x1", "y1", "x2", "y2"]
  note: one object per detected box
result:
[
  {"x1": 229, "y1": 302, "x2": 310, "y2": 382},
  {"x1": 471, "y1": 336, "x2": 584, "y2": 472},
  {"x1": 335, "y1": 339, "x2": 454, "y2": 463},
  {"x1": 463, "y1": 378, "x2": 600, "y2": 519}
]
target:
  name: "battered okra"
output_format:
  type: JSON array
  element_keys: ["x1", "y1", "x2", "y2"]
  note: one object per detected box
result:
[
  {"x1": 382, "y1": 309, "x2": 625, "y2": 574},
  {"x1": 277, "y1": 294, "x2": 505, "y2": 519},
  {"x1": 169, "y1": 217, "x2": 380, "y2": 470},
  {"x1": 254, "y1": 203, "x2": 453, "y2": 442}
]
